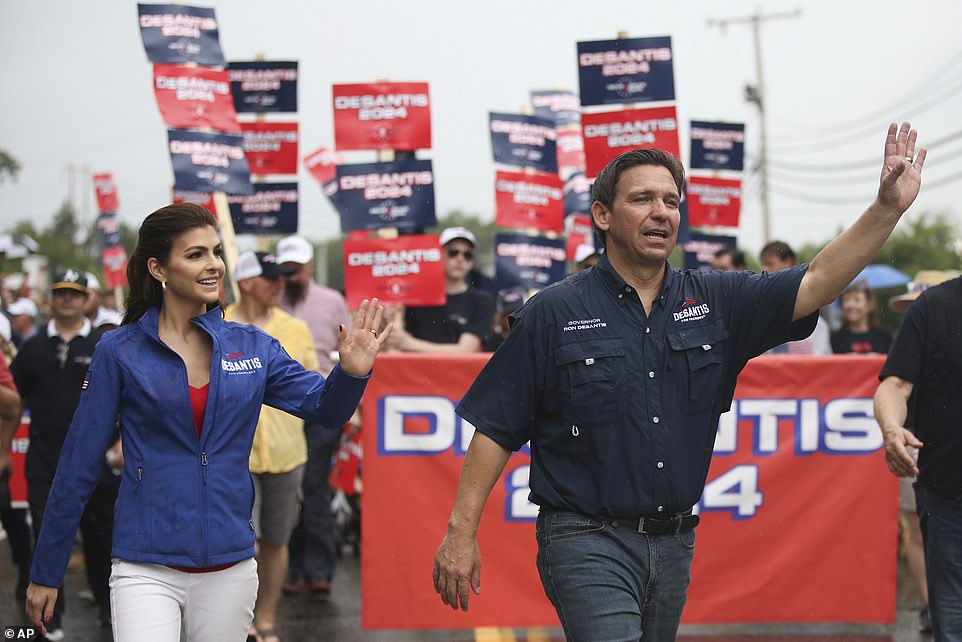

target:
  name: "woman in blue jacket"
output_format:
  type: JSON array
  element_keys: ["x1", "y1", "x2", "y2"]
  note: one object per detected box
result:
[{"x1": 25, "y1": 203, "x2": 389, "y2": 641}]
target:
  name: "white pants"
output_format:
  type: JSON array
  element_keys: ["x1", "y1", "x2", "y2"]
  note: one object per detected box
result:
[{"x1": 109, "y1": 558, "x2": 258, "y2": 642}]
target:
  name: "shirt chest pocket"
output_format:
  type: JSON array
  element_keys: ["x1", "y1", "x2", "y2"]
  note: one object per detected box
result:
[
  {"x1": 554, "y1": 338, "x2": 626, "y2": 428},
  {"x1": 667, "y1": 320, "x2": 728, "y2": 414}
]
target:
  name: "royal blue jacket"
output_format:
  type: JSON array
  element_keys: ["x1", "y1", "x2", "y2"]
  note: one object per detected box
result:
[{"x1": 31, "y1": 306, "x2": 368, "y2": 587}]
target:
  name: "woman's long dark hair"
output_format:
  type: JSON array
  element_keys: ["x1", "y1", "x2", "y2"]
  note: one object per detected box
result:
[{"x1": 122, "y1": 203, "x2": 218, "y2": 325}]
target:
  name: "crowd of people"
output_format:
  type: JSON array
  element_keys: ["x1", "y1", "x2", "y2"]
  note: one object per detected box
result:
[{"x1": 0, "y1": 123, "x2": 957, "y2": 641}]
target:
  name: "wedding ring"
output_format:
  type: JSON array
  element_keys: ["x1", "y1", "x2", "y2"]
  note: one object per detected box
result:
[
  {"x1": 369, "y1": 329, "x2": 378, "y2": 336},
  {"x1": 905, "y1": 156, "x2": 913, "y2": 162}
]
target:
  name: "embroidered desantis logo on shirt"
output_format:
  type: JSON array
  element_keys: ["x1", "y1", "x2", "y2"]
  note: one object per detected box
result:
[
  {"x1": 221, "y1": 351, "x2": 263, "y2": 374},
  {"x1": 673, "y1": 298, "x2": 710, "y2": 323}
]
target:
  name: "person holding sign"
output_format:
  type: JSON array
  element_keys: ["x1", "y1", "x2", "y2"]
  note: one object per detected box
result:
[
  {"x1": 433, "y1": 123, "x2": 926, "y2": 640},
  {"x1": 386, "y1": 227, "x2": 495, "y2": 353},
  {"x1": 24, "y1": 203, "x2": 389, "y2": 642}
]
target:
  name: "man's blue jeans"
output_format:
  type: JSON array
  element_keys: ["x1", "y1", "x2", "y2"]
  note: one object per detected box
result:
[
  {"x1": 535, "y1": 509, "x2": 695, "y2": 642},
  {"x1": 916, "y1": 484, "x2": 962, "y2": 642}
]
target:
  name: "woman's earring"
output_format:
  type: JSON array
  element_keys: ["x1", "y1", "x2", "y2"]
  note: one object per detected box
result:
[{"x1": 161, "y1": 281, "x2": 167, "y2": 291}]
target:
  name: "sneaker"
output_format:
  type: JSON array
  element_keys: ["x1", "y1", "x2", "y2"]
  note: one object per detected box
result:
[
  {"x1": 44, "y1": 628, "x2": 65, "y2": 642},
  {"x1": 282, "y1": 577, "x2": 308, "y2": 596},
  {"x1": 306, "y1": 578, "x2": 332, "y2": 595},
  {"x1": 920, "y1": 606, "x2": 932, "y2": 634}
]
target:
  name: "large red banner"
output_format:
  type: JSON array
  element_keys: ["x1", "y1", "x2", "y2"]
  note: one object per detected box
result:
[
  {"x1": 239, "y1": 122, "x2": 298, "y2": 176},
  {"x1": 92, "y1": 172, "x2": 119, "y2": 214},
  {"x1": 361, "y1": 355, "x2": 896, "y2": 629},
  {"x1": 343, "y1": 235, "x2": 445, "y2": 308},
  {"x1": 494, "y1": 170, "x2": 564, "y2": 234},
  {"x1": 564, "y1": 213, "x2": 594, "y2": 260},
  {"x1": 687, "y1": 176, "x2": 742, "y2": 228},
  {"x1": 582, "y1": 105, "x2": 679, "y2": 178},
  {"x1": 333, "y1": 82, "x2": 432, "y2": 151},
  {"x1": 153, "y1": 64, "x2": 239, "y2": 132},
  {"x1": 172, "y1": 188, "x2": 216, "y2": 216}
]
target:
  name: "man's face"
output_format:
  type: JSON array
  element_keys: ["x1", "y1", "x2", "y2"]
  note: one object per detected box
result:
[
  {"x1": 761, "y1": 253, "x2": 793, "y2": 272},
  {"x1": 443, "y1": 240, "x2": 474, "y2": 281},
  {"x1": 50, "y1": 288, "x2": 87, "y2": 322},
  {"x1": 244, "y1": 275, "x2": 283, "y2": 309},
  {"x1": 282, "y1": 261, "x2": 310, "y2": 303},
  {"x1": 591, "y1": 165, "x2": 680, "y2": 268}
]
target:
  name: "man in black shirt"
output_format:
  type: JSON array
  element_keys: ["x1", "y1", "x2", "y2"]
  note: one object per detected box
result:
[
  {"x1": 388, "y1": 227, "x2": 495, "y2": 352},
  {"x1": 11, "y1": 270, "x2": 119, "y2": 634},
  {"x1": 875, "y1": 276, "x2": 962, "y2": 640},
  {"x1": 433, "y1": 122, "x2": 927, "y2": 640}
]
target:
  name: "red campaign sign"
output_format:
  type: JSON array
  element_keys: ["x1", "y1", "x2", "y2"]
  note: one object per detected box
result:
[
  {"x1": 8, "y1": 417, "x2": 29, "y2": 507},
  {"x1": 687, "y1": 176, "x2": 742, "y2": 228},
  {"x1": 565, "y1": 213, "x2": 594, "y2": 260},
  {"x1": 343, "y1": 235, "x2": 445, "y2": 308},
  {"x1": 361, "y1": 355, "x2": 896, "y2": 629},
  {"x1": 556, "y1": 126, "x2": 586, "y2": 177},
  {"x1": 172, "y1": 188, "x2": 216, "y2": 216},
  {"x1": 239, "y1": 122, "x2": 298, "y2": 176},
  {"x1": 93, "y1": 172, "x2": 119, "y2": 214},
  {"x1": 303, "y1": 146, "x2": 342, "y2": 185},
  {"x1": 582, "y1": 105, "x2": 680, "y2": 178},
  {"x1": 153, "y1": 64, "x2": 240, "y2": 132},
  {"x1": 102, "y1": 245, "x2": 128, "y2": 290},
  {"x1": 494, "y1": 171, "x2": 564, "y2": 234},
  {"x1": 333, "y1": 82, "x2": 432, "y2": 151}
]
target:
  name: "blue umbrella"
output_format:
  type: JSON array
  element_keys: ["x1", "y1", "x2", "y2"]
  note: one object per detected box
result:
[{"x1": 850, "y1": 264, "x2": 911, "y2": 289}]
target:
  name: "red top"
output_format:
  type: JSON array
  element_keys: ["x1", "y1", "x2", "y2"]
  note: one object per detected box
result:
[
  {"x1": 189, "y1": 383, "x2": 209, "y2": 438},
  {"x1": 172, "y1": 382, "x2": 235, "y2": 573}
]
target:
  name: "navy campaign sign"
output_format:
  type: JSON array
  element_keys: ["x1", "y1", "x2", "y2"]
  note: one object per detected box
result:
[
  {"x1": 335, "y1": 159, "x2": 437, "y2": 233},
  {"x1": 577, "y1": 36, "x2": 675, "y2": 106},
  {"x1": 138, "y1": 4, "x2": 225, "y2": 66},
  {"x1": 167, "y1": 129, "x2": 252, "y2": 195},
  {"x1": 495, "y1": 233, "x2": 567, "y2": 292},
  {"x1": 563, "y1": 172, "x2": 592, "y2": 218},
  {"x1": 489, "y1": 113, "x2": 558, "y2": 174},
  {"x1": 690, "y1": 121, "x2": 745, "y2": 171},
  {"x1": 229, "y1": 61, "x2": 298, "y2": 113},
  {"x1": 227, "y1": 182, "x2": 298, "y2": 234},
  {"x1": 683, "y1": 232, "x2": 737, "y2": 272},
  {"x1": 530, "y1": 90, "x2": 581, "y2": 127}
]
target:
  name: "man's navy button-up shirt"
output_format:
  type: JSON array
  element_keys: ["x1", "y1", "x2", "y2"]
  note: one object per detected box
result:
[{"x1": 456, "y1": 255, "x2": 816, "y2": 518}]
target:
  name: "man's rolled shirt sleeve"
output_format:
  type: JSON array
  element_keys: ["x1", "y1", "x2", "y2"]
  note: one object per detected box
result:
[{"x1": 456, "y1": 316, "x2": 542, "y2": 452}]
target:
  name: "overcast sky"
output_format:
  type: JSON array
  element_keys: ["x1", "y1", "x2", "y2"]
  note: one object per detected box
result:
[{"x1": 2, "y1": 0, "x2": 960, "y2": 259}]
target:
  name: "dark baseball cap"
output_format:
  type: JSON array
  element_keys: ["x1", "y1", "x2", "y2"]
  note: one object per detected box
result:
[
  {"x1": 51, "y1": 268, "x2": 89, "y2": 293},
  {"x1": 234, "y1": 251, "x2": 295, "y2": 281}
]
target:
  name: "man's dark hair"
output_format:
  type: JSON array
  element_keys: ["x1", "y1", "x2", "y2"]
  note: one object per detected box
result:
[
  {"x1": 713, "y1": 247, "x2": 747, "y2": 270},
  {"x1": 590, "y1": 148, "x2": 685, "y2": 249},
  {"x1": 759, "y1": 240, "x2": 796, "y2": 264}
]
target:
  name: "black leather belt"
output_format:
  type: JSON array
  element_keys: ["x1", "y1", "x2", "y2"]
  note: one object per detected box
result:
[{"x1": 603, "y1": 509, "x2": 699, "y2": 535}]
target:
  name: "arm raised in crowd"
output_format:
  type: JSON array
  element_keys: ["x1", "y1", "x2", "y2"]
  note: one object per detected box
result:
[{"x1": 794, "y1": 122, "x2": 926, "y2": 320}]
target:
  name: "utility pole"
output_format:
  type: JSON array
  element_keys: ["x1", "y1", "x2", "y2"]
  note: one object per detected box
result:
[{"x1": 707, "y1": 9, "x2": 801, "y2": 244}]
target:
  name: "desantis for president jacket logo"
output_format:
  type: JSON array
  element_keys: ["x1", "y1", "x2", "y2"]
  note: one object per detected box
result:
[
  {"x1": 221, "y1": 351, "x2": 263, "y2": 374},
  {"x1": 673, "y1": 298, "x2": 710, "y2": 323}
]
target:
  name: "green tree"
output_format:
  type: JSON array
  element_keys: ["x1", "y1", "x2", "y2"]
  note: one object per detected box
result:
[{"x1": 0, "y1": 149, "x2": 20, "y2": 183}]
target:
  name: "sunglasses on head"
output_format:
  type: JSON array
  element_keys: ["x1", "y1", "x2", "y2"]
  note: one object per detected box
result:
[{"x1": 446, "y1": 248, "x2": 474, "y2": 261}]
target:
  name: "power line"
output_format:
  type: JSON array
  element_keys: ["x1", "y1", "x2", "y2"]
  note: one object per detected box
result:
[
  {"x1": 768, "y1": 46, "x2": 962, "y2": 141},
  {"x1": 770, "y1": 169, "x2": 962, "y2": 205},
  {"x1": 768, "y1": 127, "x2": 962, "y2": 173},
  {"x1": 769, "y1": 76, "x2": 962, "y2": 152}
]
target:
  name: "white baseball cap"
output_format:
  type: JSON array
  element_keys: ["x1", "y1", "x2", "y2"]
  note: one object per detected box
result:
[
  {"x1": 276, "y1": 236, "x2": 314, "y2": 265},
  {"x1": 93, "y1": 307, "x2": 123, "y2": 328},
  {"x1": 85, "y1": 272, "x2": 102, "y2": 292},
  {"x1": 439, "y1": 226, "x2": 477, "y2": 247},
  {"x1": 574, "y1": 243, "x2": 599, "y2": 264},
  {"x1": 7, "y1": 297, "x2": 38, "y2": 317}
]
